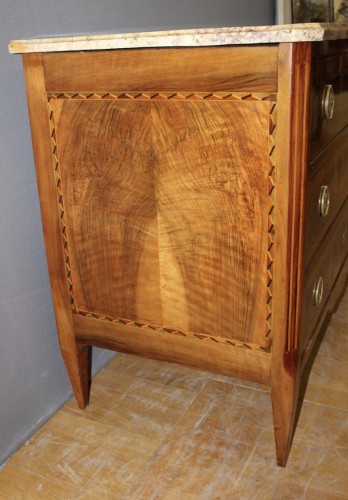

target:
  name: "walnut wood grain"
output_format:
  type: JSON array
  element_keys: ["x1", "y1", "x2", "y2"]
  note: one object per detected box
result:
[
  {"x1": 51, "y1": 96, "x2": 274, "y2": 346},
  {"x1": 42, "y1": 46, "x2": 278, "y2": 93}
]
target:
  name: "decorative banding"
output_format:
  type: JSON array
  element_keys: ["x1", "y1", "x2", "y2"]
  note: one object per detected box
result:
[
  {"x1": 73, "y1": 308, "x2": 271, "y2": 352},
  {"x1": 47, "y1": 91, "x2": 277, "y2": 351},
  {"x1": 47, "y1": 91, "x2": 277, "y2": 101}
]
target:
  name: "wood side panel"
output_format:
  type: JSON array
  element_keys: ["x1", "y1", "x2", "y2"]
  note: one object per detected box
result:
[
  {"x1": 21, "y1": 53, "x2": 89, "y2": 408},
  {"x1": 42, "y1": 46, "x2": 278, "y2": 93},
  {"x1": 73, "y1": 314, "x2": 271, "y2": 385},
  {"x1": 51, "y1": 96, "x2": 273, "y2": 346}
]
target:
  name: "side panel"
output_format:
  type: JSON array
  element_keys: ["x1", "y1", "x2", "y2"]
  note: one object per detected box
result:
[{"x1": 50, "y1": 93, "x2": 275, "y2": 347}]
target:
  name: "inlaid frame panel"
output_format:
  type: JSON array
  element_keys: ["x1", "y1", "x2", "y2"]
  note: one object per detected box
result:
[{"x1": 48, "y1": 92, "x2": 276, "y2": 349}]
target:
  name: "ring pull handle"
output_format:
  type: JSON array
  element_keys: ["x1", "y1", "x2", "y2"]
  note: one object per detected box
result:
[
  {"x1": 322, "y1": 84, "x2": 335, "y2": 120},
  {"x1": 318, "y1": 185, "x2": 330, "y2": 218},
  {"x1": 313, "y1": 277, "x2": 324, "y2": 307}
]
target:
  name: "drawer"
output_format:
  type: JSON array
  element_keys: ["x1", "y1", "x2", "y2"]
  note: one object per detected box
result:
[
  {"x1": 300, "y1": 200, "x2": 348, "y2": 352},
  {"x1": 305, "y1": 127, "x2": 348, "y2": 266},
  {"x1": 310, "y1": 52, "x2": 348, "y2": 159}
]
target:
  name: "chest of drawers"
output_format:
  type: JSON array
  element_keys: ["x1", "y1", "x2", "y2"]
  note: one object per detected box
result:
[{"x1": 9, "y1": 24, "x2": 348, "y2": 466}]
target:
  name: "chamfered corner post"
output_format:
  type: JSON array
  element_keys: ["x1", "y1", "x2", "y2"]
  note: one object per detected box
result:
[
  {"x1": 21, "y1": 52, "x2": 91, "y2": 409},
  {"x1": 271, "y1": 41, "x2": 312, "y2": 466}
]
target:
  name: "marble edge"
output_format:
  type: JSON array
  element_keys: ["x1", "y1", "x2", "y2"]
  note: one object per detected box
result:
[{"x1": 8, "y1": 23, "x2": 348, "y2": 54}]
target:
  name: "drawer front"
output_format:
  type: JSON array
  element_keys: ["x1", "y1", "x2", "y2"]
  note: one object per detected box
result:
[
  {"x1": 305, "y1": 128, "x2": 348, "y2": 266},
  {"x1": 310, "y1": 50, "x2": 348, "y2": 159},
  {"x1": 300, "y1": 200, "x2": 348, "y2": 351}
]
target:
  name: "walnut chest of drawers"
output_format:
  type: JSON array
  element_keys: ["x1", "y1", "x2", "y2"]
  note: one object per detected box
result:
[{"x1": 9, "y1": 24, "x2": 348, "y2": 466}]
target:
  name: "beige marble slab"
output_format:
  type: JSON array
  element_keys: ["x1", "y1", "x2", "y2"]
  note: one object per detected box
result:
[{"x1": 8, "y1": 23, "x2": 348, "y2": 54}]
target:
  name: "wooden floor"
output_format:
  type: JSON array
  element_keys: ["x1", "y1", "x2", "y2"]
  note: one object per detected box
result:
[{"x1": 1, "y1": 289, "x2": 347, "y2": 499}]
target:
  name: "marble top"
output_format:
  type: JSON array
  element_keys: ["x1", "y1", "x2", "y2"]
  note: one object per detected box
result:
[{"x1": 9, "y1": 23, "x2": 348, "y2": 54}]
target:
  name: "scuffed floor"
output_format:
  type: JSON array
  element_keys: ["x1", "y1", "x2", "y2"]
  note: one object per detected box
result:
[{"x1": 0, "y1": 289, "x2": 347, "y2": 499}]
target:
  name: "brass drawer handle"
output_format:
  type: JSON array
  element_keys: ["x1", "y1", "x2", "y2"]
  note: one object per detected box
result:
[
  {"x1": 322, "y1": 84, "x2": 335, "y2": 120},
  {"x1": 318, "y1": 185, "x2": 330, "y2": 217},
  {"x1": 313, "y1": 276, "x2": 324, "y2": 307}
]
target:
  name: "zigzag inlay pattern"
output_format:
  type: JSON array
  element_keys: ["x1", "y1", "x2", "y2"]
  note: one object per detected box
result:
[
  {"x1": 47, "y1": 91, "x2": 277, "y2": 101},
  {"x1": 74, "y1": 309, "x2": 270, "y2": 352},
  {"x1": 48, "y1": 101, "x2": 75, "y2": 306},
  {"x1": 47, "y1": 92, "x2": 277, "y2": 351},
  {"x1": 265, "y1": 101, "x2": 276, "y2": 348}
]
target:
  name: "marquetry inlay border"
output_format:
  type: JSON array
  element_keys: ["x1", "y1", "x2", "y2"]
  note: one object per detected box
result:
[
  {"x1": 266, "y1": 101, "x2": 276, "y2": 349},
  {"x1": 48, "y1": 91, "x2": 277, "y2": 101},
  {"x1": 48, "y1": 102, "x2": 75, "y2": 307},
  {"x1": 74, "y1": 308, "x2": 270, "y2": 350},
  {"x1": 47, "y1": 91, "x2": 277, "y2": 352}
]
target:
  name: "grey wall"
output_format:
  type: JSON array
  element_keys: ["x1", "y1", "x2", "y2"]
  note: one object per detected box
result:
[{"x1": 0, "y1": 0, "x2": 274, "y2": 466}]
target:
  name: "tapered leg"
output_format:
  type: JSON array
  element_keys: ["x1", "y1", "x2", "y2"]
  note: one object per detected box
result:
[
  {"x1": 77, "y1": 344, "x2": 92, "y2": 408},
  {"x1": 59, "y1": 343, "x2": 92, "y2": 409},
  {"x1": 271, "y1": 353, "x2": 300, "y2": 467}
]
